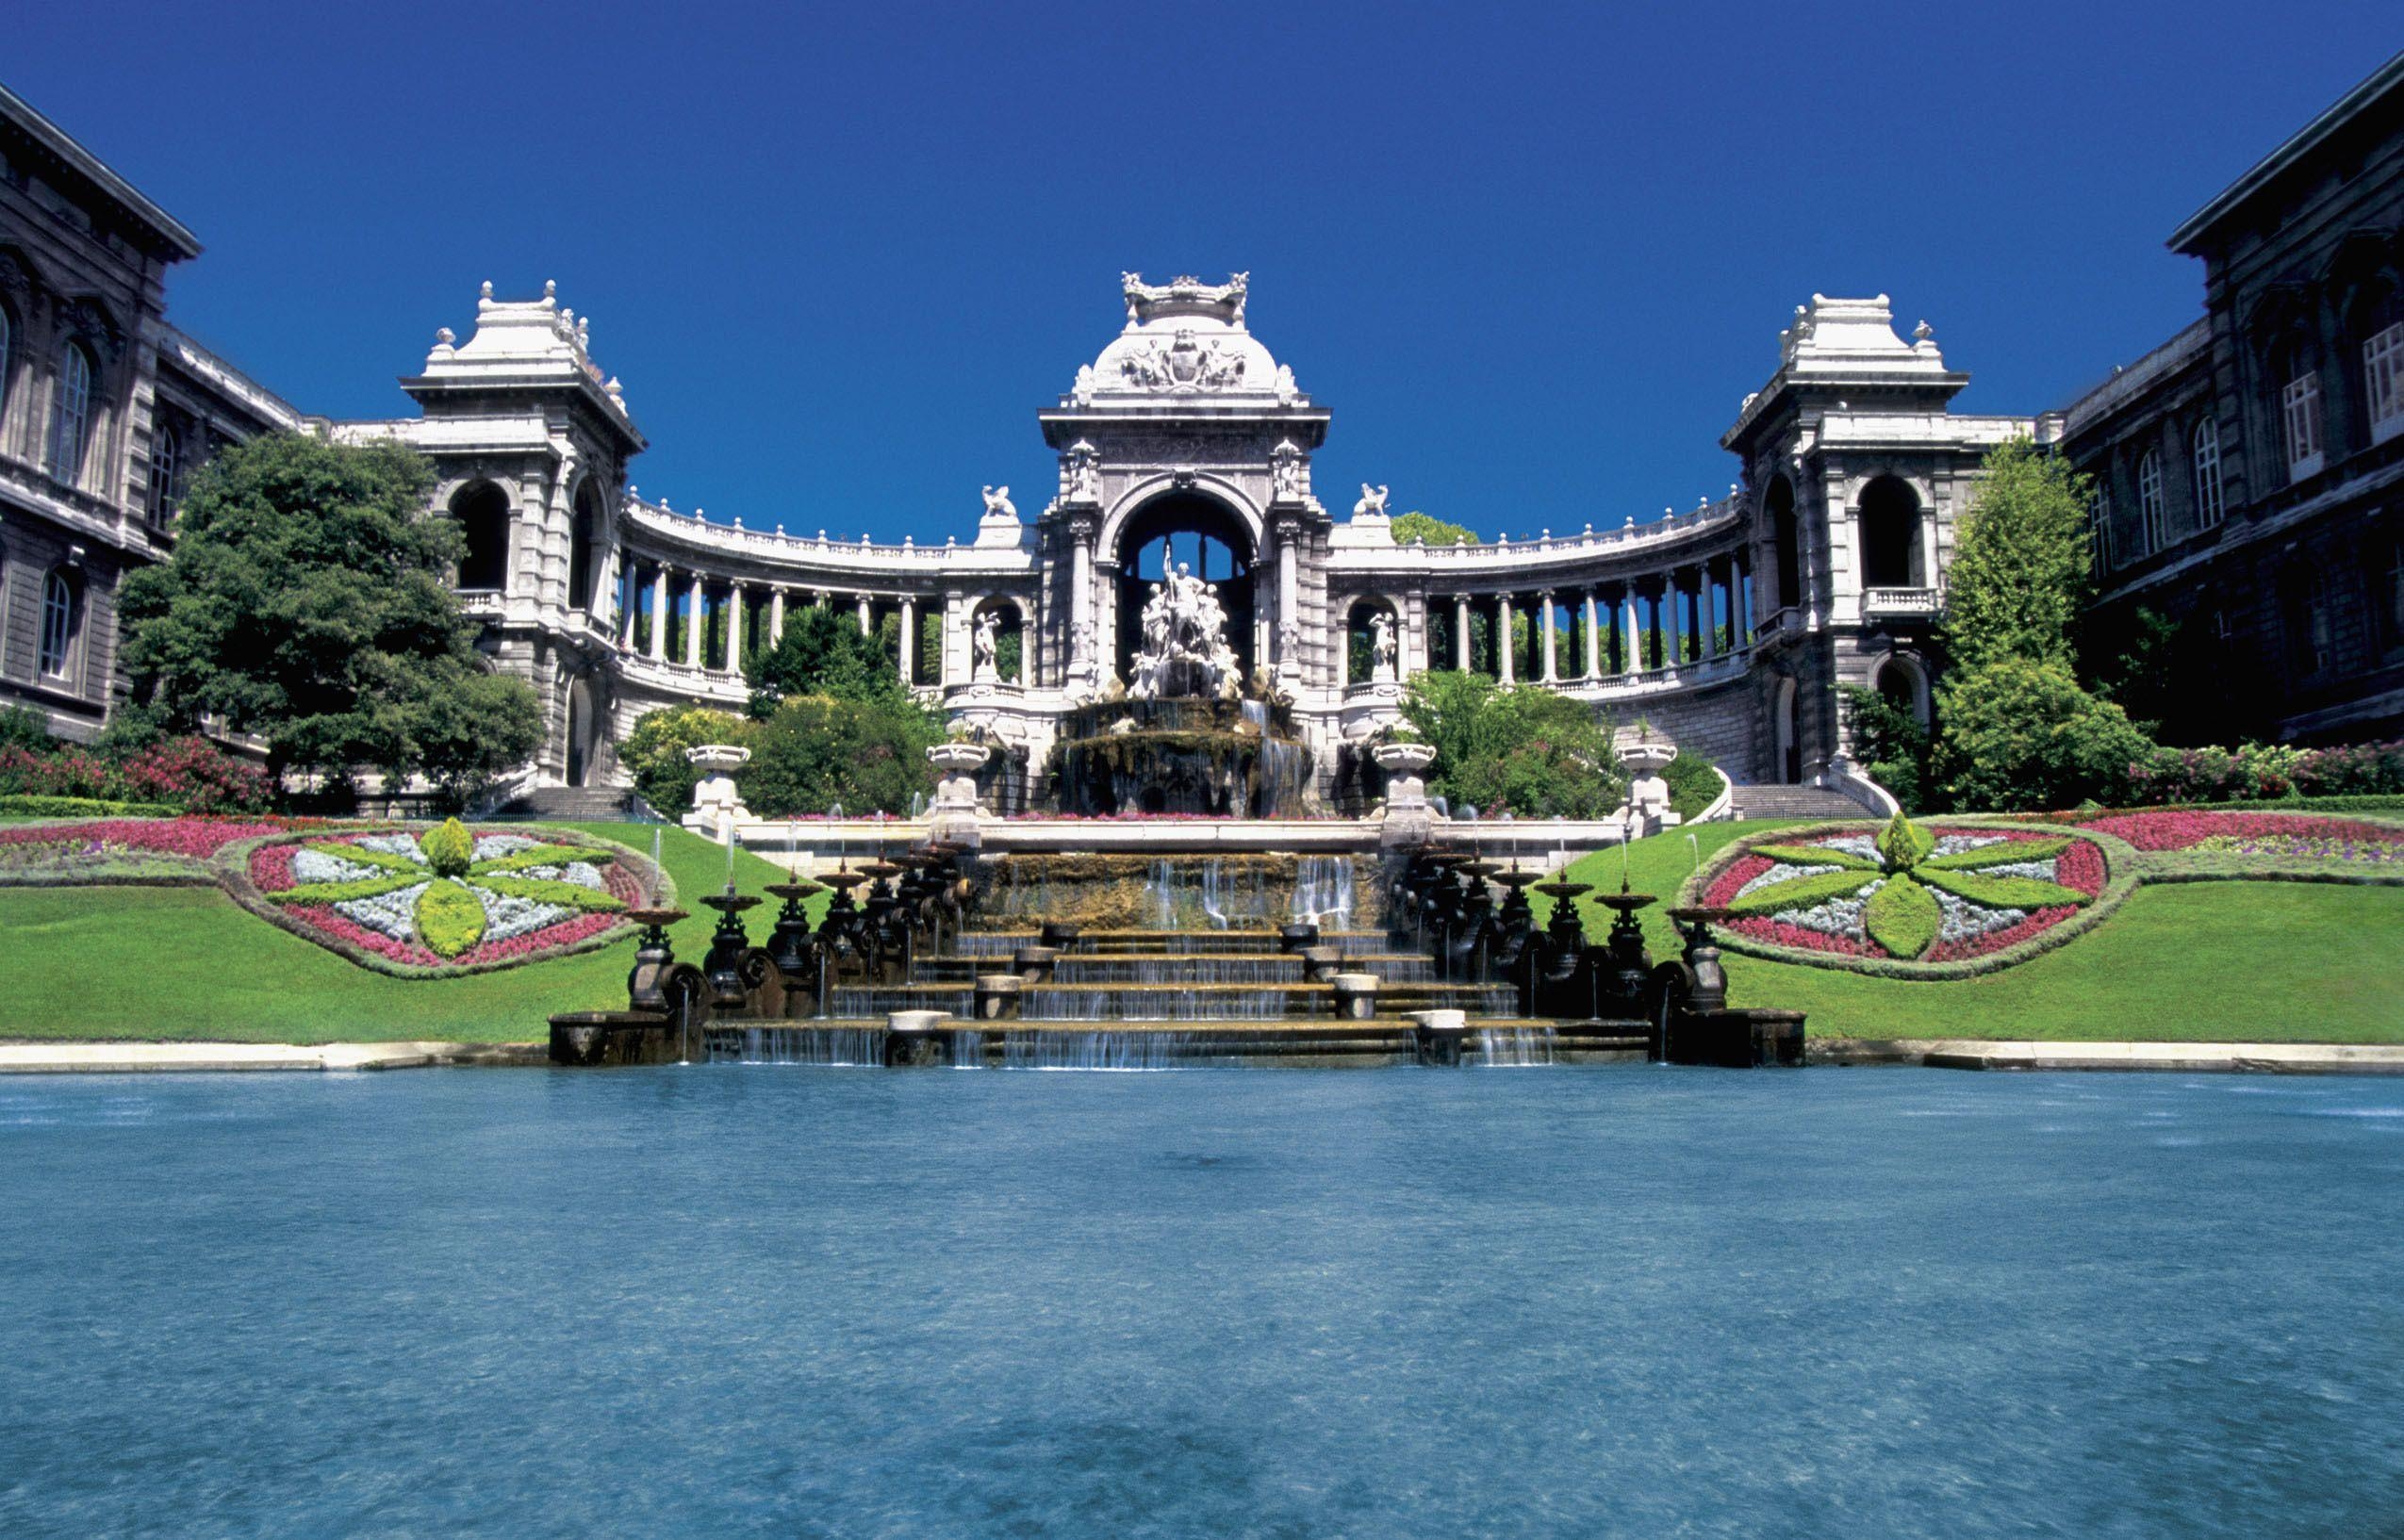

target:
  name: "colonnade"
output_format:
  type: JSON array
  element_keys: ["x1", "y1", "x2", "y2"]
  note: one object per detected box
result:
[
  {"x1": 613, "y1": 554, "x2": 926, "y2": 683},
  {"x1": 1417, "y1": 552, "x2": 1752, "y2": 688}
]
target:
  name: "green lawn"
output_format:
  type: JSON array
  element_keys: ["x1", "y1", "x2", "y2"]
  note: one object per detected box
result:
[
  {"x1": 0, "y1": 823, "x2": 809, "y2": 1044},
  {"x1": 1535, "y1": 820, "x2": 2404, "y2": 1042}
]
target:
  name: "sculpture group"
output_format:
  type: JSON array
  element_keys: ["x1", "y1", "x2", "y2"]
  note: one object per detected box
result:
[{"x1": 1128, "y1": 562, "x2": 1243, "y2": 701}]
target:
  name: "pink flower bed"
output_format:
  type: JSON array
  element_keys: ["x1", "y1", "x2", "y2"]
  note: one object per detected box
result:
[
  {"x1": 1923, "y1": 906, "x2": 2079, "y2": 963},
  {"x1": 0, "y1": 816, "x2": 327, "y2": 860},
  {"x1": 2078, "y1": 810, "x2": 2404, "y2": 853}
]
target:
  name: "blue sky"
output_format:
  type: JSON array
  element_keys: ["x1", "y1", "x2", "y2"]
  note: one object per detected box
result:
[{"x1": 14, "y1": 3, "x2": 2398, "y2": 541}]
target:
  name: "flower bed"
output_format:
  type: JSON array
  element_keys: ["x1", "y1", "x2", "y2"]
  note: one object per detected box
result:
[
  {"x1": 0, "y1": 815, "x2": 337, "y2": 879},
  {"x1": 1701, "y1": 817, "x2": 2106, "y2": 965},
  {"x1": 244, "y1": 819, "x2": 642, "y2": 971},
  {"x1": 2077, "y1": 809, "x2": 2404, "y2": 858}
]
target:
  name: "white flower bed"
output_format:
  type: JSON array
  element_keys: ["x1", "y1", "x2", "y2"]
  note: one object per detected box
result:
[
  {"x1": 294, "y1": 848, "x2": 381, "y2": 884},
  {"x1": 1931, "y1": 834, "x2": 2008, "y2": 857},
  {"x1": 336, "y1": 881, "x2": 430, "y2": 942},
  {"x1": 559, "y1": 861, "x2": 605, "y2": 891},
  {"x1": 1776, "y1": 877, "x2": 1881, "y2": 937},
  {"x1": 1819, "y1": 834, "x2": 1881, "y2": 860},
  {"x1": 1978, "y1": 859, "x2": 2060, "y2": 882},
  {"x1": 1736, "y1": 860, "x2": 1846, "y2": 902},
  {"x1": 358, "y1": 833, "x2": 426, "y2": 862},
  {"x1": 1934, "y1": 887, "x2": 2026, "y2": 943},
  {"x1": 476, "y1": 888, "x2": 573, "y2": 942},
  {"x1": 473, "y1": 834, "x2": 539, "y2": 861}
]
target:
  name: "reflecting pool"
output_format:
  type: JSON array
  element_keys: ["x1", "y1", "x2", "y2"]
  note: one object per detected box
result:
[{"x1": 4, "y1": 1068, "x2": 2400, "y2": 1537}]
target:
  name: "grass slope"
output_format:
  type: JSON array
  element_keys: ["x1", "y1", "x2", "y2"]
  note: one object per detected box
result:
[
  {"x1": 1535, "y1": 821, "x2": 2404, "y2": 1042},
  {"x1": 0, "y1": 823, "x2": 811, "y2": 1044}
]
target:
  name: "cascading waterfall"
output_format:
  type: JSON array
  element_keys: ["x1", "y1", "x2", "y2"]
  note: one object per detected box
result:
[
  {"x1": 1002, "y1": 1030, "x2": 1201, "y2": 1071},
  {"x1": 1289, "y1": 856, "x2": 1355, "y2": 928},
  {"x1": 832, "y1": 987, "x2": 973, "y2": 1016},
  {"x1": 1476, "y1": 1025, "x2": 1558, "y2": 1066},
  {"x1": 1025, "y1": 987, "x2": 1298, "y2": 1021},
  {"x1": 947, "y1": 1029, "x2": 986, "y2": 1068},
  {"x1": 1054, "y1": 957, "x2": 1305, "y2": 984},
  {"x1": 717, "y1": 1026, "x2": 888, "y2": 1066}
]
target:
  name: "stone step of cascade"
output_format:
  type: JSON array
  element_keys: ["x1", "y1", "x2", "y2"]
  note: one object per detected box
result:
[{"x1": 1721, "y1": 785, "x2": 1869, "y2": 821}]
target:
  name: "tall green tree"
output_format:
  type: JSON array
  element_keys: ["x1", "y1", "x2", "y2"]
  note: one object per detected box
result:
[
  {"x1": 1943, "y1": 437, "x2": 2095, "y2": 672},
  {"x1": 119, "y1": 433, "x2": 539, "y2": 803},
  {"x1": 1390, "y1": 511, "x2": 1482, "y2": 547},
  {"x1": 745, "y1": 603, "x2": 902, "y2": 717},
  {"x1": 1396, "y1": 670, "x2": 1623, "y2": 818},
  {"x1": 743, "y1": 693, "x2": 940, "y2": 817}
]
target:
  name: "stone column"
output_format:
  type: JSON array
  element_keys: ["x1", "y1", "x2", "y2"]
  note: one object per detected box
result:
[
  {"x1": 1582, "y1": 589, "x2": 1601, "y2": 679},
  {"x1": 856, "y1": 594, "x2": 872, "y2": 634},
  {"x1": 1622, "y1": 586, "x2": 1643, "y2": 674},
  {"x1": 1335, "y1": 605, "x2": 1350, "y2": 689},
  {"x1": 1454, "y1": 594, "x2": 1472, "y2": 670},
  {"x1": 1539, "y1": 591, "x2": 1558, "y2": 681},
  {"x1": 649, "y1": 565, "x2": 668, "y2": 662},
  {"x1": 1276, "y1": 528, "x2": 1301, "y2": 673},
  {"x1": 899, "y1": 595, "x2": 917, "y2": 685},
  {"x1": 684, "y1": 571, "x2": 704, "y2": 668},
  {"x1": 727, "y1": 582, "x2": 745, "y2": 675},
  {"x1": 1497, "y1": 594, "x2": 1516, "y2": 684},
  {"x1": 1737, "y1": 552, "x2": 1754, "y2": 644},
  {"x1": 619, "y1": 558, "x2": 640, "y2": 647},
  {"x1": 1705, "y1": 560, "x2": 1725, "y2": 657},
  {"x1": 1071, "y1": 516, "x2": 1098, "y2": 686},
  {"x1": 769, "y1": 587, "x2": 785, "y2": 647}
]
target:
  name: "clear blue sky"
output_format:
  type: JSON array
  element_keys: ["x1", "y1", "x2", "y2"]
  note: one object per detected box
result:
[{"x1": 14, "y1": 3, "x2": 2399, "y2": 540}]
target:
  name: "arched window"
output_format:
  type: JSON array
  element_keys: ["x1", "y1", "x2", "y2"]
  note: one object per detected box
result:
[
  {"x1": 38, "y1": 568, "x2": 77, "y2": 679},
  {"x1": 1765, "y1": 476, "x2": 1801, "y2": 613},
  {"x1": 2093, "y1": 483, "x2": 2115, "y2": 575},
  {"x1": 149, "y1": 424, "x2": 182, "y2": 525},
  {"x1": 451, "y1": 482, "x2": 511, "y2": 591},
  {"x1": 49, "y1": 343, "x2": 92, "y2": 484},
  {"x1": 2274, "y1": 336, "x2": 2324, "y2": 481},
  {"x1": 568, "y1": 481, "x2": 604, "y2": 614},
  {"x1": 2192, "y1": 419, "x2": 2225, "y2": 530},
  {"x1": 2136, "y1": 450, "x2": 2165, "y2": 554},
  {"x1": 1857, "y1": 476, "x2": 1922, "y2": 590}
]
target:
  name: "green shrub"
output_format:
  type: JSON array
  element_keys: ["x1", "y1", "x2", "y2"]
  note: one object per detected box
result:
[
  {"x1": 0, "y1": 795, "x2": 180, "y2": 819},
  {"x1": 1934, "y1": 658, "x2": 2154, "y2": 811},
  {"x1": 1661, "y1": 752, "x2": 1722, "y2": 821},
  {"x1": 1840, "y1": 685, "x2": 1934, "y2": 812},
  {"x1": 622, "y1": 705, "x2": 752, "y2": 815},
  {"x1": 1877, "y1": 811, "x2": 1935, "y2": 869},
  {"x1": 1397, "y1": 671, "x2": 1623, "y2": 818},
  {"x1": 1863, "y1": 874, "x2": 1939, "y2": 958},
  {"x1": 745, "y1": 692, "x2": 942, "y2": 817},
  {"x1": 420, "y1": 817, "x2": 473, "y2": 877},
  {"x1": 415, "y1": 878, "x2": 486, "y2": 958},
  {"x1": 0, "y1": 705, "x2": 50, "y2": 752}
]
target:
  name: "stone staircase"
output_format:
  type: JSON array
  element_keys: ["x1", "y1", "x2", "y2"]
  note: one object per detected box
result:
[
  {"x1": 1722, "y1": 784, "x2": 1870, "y2": 822},
  {"x1": 496, "y1": 786, "x2": 640, "y2": 822}
]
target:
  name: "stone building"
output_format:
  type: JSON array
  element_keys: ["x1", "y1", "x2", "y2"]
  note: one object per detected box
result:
[
  {"x1": 10, "y1": 50, "x2": 2397, "y2": 806},
  {"x1": 2063, "y1": 50, "x2": 2404, "y2": 745}
]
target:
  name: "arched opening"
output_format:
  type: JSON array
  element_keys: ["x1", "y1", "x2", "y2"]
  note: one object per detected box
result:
[
  {"x1": 39, "y1": 567, "x2": 80, "y2": 680},
  {"x1": 564, "y1": 676, "x2": 598, "y2": 788},
  {"x1": 49, "y1": 341, "x2": 93, "y2": 485},
  {"x1": 1773, "y1": 676, "x2": 1801, "y2": 784},
  {"x1": 1858, "y1": 476, "x2": 1922, "y2": 591},
  {"x1": 2345, "y1": 274, "x2": 2403, "y2": 450},
  {"x1": 568, "y1": 481, "x2": 605, "y2": 615},
  {"x1": 970, "y1": 597, "x2": 1025, "y2": 684},
  {"x1": 452, "y1": 482, "x2": 511, "y2": 592},
  {"x1": 1873, "y1": 653, "x2": 1931, "y2": 729},
  {"x1": 1766, "y1": 475, "x2": 1801, "y2": 613},
  {"x1": 1111, "y1": 492, "x2": 1256, "y2": 686},
  {"x1": 1344, "y1": 597, "x2": 1400, "y2": 686}
]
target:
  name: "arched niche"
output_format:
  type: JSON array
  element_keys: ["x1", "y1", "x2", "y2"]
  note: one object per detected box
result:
[
  {"x1": 1772, "y1": 675, "x2": 1802, "y2": 784},
  {"x1": 1765, "y1": 474, "x2": 1801, "y2": 613},
  {"x1": 969, "y1": 595, "x2": 1027, "y2": 684},
  {"x1": 568, "y1": 478, "x2": 607, "y2": 615},
  {"x1": 1871, "y1": 650, "x2": 1932, "y2": 729},
  {"x1": 451, "y1": 481, "x2": 512, "y2": 593},
  {"x1": 1110, "y1": 490, "x2": 1258, "y2": 685},
  {"x1": 1344, "y1": 596, "x2": 1400, "y2": 686}
]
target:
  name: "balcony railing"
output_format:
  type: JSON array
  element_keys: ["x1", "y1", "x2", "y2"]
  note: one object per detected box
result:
[{"x1": 1862, "y1": 587, "x2": 1942, "y2": 619}]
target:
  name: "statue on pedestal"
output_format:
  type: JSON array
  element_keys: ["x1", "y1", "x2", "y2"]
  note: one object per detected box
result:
[{"x1": 1128, "y1": 562, "x2": 1242, "y2": 701}]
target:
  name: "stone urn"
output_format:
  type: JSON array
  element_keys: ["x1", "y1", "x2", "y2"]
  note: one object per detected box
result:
[
  {"x1": 682, "y1": 744, "x2": 752, "y2": 843},
  {"x1": 1373, "y1": 741, "x2": 1441, "y2": 850},
  {"x1": 926, "y1": 740, "x2": 993, "y2": 848},
  {"x1": 1615, "y1": 735, "x2": 1679, "y2": 831}
]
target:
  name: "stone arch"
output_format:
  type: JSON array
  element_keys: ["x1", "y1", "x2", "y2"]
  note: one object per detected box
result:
[
  {"x1": 1857, "y1": 475, "x2": 1924, "y2": 591},
  {"x1": 969, "y1": 594, "x2": 1028, "y2": 684},
  {"x1": 1764, "y1": 473, "x2": 1801, "y2": 613},
  {"x1": 1870, "y1": 650, "x2": 1933, "y2": 729},
  {"x1": 1108, "y1": 487, "x2": 1259, "y2": 685},
  {"x1": 450, "y1": 481, "x2": 512, "y2": 592},
  {"x1": 1342, "y1": 595, "x2": 1401, "y2": 687},
  {"x1": 1096, "y1": 473, "x2": 1264, "y2": 565},
  {"x1": 1772, "y1": 674, "x2": 1802, "y2": 784},
  {"x1": 563, "y1": 674, "x2": 601, "y2": 788},
  {"x1": 568, "y1": 476, "x2": 607, "y2": 615}
]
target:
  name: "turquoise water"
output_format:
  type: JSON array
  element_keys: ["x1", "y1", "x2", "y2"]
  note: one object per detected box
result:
[{"x1": 3, "y1": 1067, "x2": 2400, "y2": 1537}]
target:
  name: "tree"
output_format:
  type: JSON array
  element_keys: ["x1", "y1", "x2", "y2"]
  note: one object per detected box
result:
[
  {"x1": 745, "y1": 603, "x2": 902, "y2": 717},
  {"x1": 119, "y1": 433, "x2": 541, "y2": 805},
  {"x1": 1944, "y1": 437, "x2": 2096, "y2": 672},
  {"x1": 1390, "y1": 511, "x2": 1482, "y2": 547},
  {"x1": 621, "y1": 704, "x2": 752, "y2": 814},
  {"x1": 1841, "y1": 684, "x2": 1935, "y2": 813},
  {"x1": 1933, "y1": 657, "x2": 2153, "y2": 812},
  {"x1": 743, "y1": 693, "x2": 940, "y2": 817},
  {"x1": 1396, "y1": 670, "x2": 1623, "y2": 818}
]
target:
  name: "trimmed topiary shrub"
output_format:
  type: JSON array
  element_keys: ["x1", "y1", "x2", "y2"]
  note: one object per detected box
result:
[
  {"x1": 413, "y1": 878, "x2": 486, "y2": 958},
  {"x1": 0, "y1": 795, "x2": 182, "y2": 819},
  {"x1": 420, "y1": 817, "x2": 474, "y2": 877}
]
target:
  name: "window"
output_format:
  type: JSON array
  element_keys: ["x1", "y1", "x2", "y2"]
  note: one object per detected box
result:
[
  {"x1": 0, "y1": 305, "x2": 12, "y2": 420},
  {"x1": 2093, "y1": 485, "x2": 2115, "y2": 574},
  {"x1": 2281, "y1": 366, "x2": 2324, "y2": 480},
  {"x1": 38, "y1": 569, "x2": 75, "y2": 678},
  {"x1": 2366, "y1": 319, "x2": 2404, "y2": 445},
  {"x1": 2384, "y1": 540, "x2": 2404, "y2": 657},
  {"x1": 149, "y1": 424, "x2": 181, "y2": 524},
  {"x1": 48, "y1": 343, "x2": 92, "y2": 483},
  {"x1": 2136, "y1": 450, "x2": 2165, "y2": 554},
  {"x1": 2192, "y1": 418, "x2": 2225, "y2": 529},
  {"x1": 2283, "y1": 567, "x2": 2331, "y2": 677}
]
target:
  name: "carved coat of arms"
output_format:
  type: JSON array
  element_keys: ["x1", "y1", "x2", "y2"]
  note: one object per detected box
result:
[{"x1": 1121, "y1": 326, "x2": 1246, "y2": 392}]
